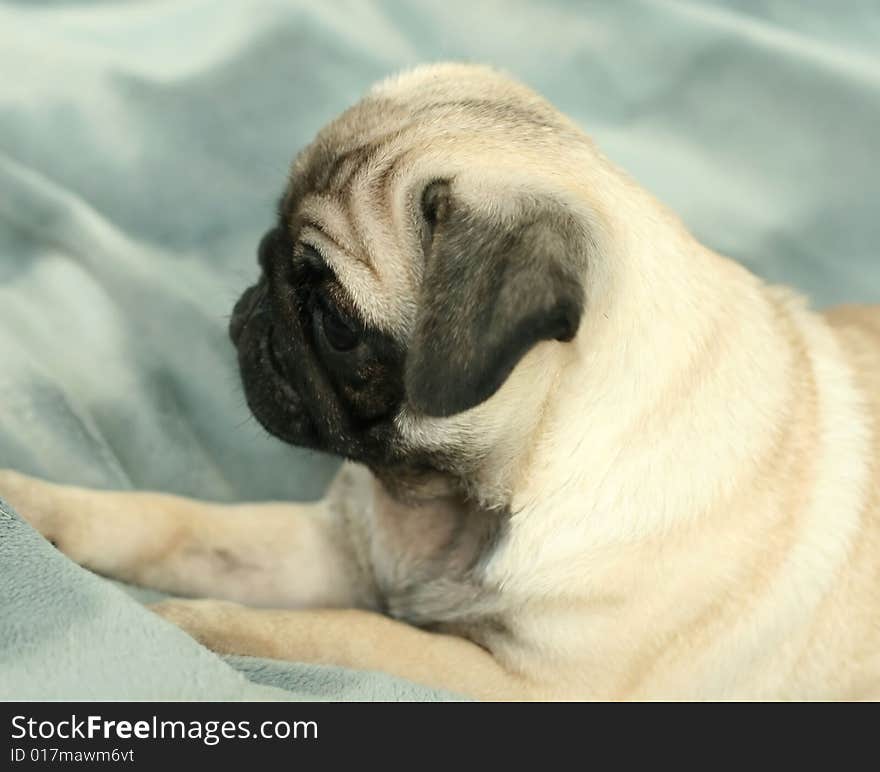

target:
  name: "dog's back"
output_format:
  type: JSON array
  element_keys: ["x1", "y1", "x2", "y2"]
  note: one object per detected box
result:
[{"x1": 811, "y1": 304, "x2": 880, "y2": 699}]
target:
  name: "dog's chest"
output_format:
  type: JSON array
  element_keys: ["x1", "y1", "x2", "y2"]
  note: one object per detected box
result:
[{"x1": 363, "y1": 476, "x2": 506, "y2": 634}]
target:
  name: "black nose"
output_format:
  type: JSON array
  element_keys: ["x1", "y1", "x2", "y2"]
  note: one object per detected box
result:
[
  {"x1": 229, "y1": 283, "x2": 267, "y2": 345},
  {"x1": 257, "y1": 227, "x2": 284, "y2": 272}
]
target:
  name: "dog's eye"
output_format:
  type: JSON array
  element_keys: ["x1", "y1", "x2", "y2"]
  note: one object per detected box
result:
[{"x1": 319, "y1": 301, "x2": 360, "y2": 352}]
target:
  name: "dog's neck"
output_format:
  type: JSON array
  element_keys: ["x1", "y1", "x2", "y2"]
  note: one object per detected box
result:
[{"x1": 471, "y1": 186, "x2": 810, "y2": 551}]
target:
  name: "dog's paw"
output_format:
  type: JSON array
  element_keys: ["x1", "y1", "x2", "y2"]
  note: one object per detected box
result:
[{"x1": 149, "y1": 598, "x2": 254, "y2": 654}]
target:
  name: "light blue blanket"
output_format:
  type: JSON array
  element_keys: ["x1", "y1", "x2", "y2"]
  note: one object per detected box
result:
[{"x1": 1, "y1": 0, "x2": 878, "y2": 700}]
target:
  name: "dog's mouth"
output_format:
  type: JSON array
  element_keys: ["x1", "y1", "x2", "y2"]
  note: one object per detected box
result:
[
  {"x1": 260, "y1": 325, "x2": 308, "y2": 412},
  {"x1": 230, "y1": 282, "x2": 299, "y2": 395},
  {"x1": 254, "y1": 324, "x2": 309, "y2": 410},
  {"x1": 265, "y1": 326, "x2": 288, "y2": 379},
  {"x1": 230, "y1": 301, "x2": 320, "y2": 447}
]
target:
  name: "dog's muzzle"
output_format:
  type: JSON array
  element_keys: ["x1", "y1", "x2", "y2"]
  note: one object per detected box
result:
[{"x1": 229, "y1": 282, "x2": 268, "y2": 345}]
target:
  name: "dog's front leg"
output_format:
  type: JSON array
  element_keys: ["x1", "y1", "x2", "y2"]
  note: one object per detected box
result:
[
  {"x1": 0, "y1": 466, "x2": 375, "y2": 609},
  {"x1": 150, "y1": 599, "x2": 536, "y2": 700}
]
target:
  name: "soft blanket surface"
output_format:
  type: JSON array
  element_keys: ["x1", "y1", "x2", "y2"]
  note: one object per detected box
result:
[{"x1": 1, "y1": 0, "x2": 878, "y2": 700}]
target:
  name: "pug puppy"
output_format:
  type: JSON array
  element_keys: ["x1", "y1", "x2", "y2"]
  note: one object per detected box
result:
[{"x1": 2, "y1": 63, "x2": 879, "y2": 700}]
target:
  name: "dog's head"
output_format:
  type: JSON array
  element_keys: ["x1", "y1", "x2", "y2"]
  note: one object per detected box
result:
[{"x1": 230, "y1": 64, "x2": 598, "y2": 491}]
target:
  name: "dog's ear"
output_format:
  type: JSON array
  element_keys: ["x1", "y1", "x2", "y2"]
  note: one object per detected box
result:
[{"x1": 404, "y1": 181, "x2": 586, "y2": 417}]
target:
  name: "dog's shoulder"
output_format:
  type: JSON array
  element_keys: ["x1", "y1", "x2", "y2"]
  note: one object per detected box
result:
[
  {"x1": 814, "y1": 303, "x2": 880, "y2": 697},
  {"x1": 823, "y1": 303, "x2": 880, "y2": 415},
  {"x1": 824, "y1": 303, "x2": 880, "y2": 345}
]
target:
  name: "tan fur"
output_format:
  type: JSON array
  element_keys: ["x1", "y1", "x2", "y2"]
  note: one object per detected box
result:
[{"x1": 2, "y1": 64, "x2": 878, "y2": 700}]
